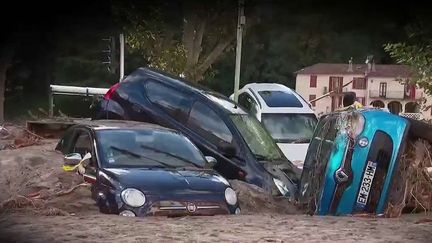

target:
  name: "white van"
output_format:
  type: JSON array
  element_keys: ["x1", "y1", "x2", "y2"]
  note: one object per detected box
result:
[{"x1": 230, "y1": 83, "x2": 317, "y2": 169}]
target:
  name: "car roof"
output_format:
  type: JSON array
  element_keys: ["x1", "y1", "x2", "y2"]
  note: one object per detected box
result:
[
  {"x1": 128, "y1": 67, "x2": 248, "y2": 115},
  {"x1": 74, "y1": 119, "x2": 176, "y2": 132},
  {"x1": 238, "y1": 83, "x2": 314, "y2": 114},
  {"x1": 242, "y1": 83, "x2": 294, "y2": 92}
]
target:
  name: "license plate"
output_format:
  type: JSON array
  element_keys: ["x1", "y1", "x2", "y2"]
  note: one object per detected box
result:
[{"x1": 356, "y1": 161, "x2": 377, "y2": 207}]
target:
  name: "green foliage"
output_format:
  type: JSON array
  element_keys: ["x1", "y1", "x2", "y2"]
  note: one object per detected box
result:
[
  {"x1": 116, "y1": 1, "x2": 187, "y2": 76},
  {"x1": 384, "y1": 42, "x2": 432, "y2": 96},
  {"x1": 113, "y1": 0, "x2": 237, "y2": 82}
]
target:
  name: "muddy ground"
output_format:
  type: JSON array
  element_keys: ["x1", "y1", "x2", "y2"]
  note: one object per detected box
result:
[
  {"x1": 0, "y1": 136, "x2": 431, "y2": 242},
  {"x1": 0, "y1": 213, "x2": 431, "y2": 242}
]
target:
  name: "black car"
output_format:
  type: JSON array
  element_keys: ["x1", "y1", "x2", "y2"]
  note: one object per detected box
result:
[
  {"x1": 56, "y1": 120, "x2": 240, "y2": 217},
  {"x1": 94, "y1": 67, "x2": 301, "y2": 199}
]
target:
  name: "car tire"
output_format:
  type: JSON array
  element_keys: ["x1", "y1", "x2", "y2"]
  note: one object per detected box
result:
[
  {"x1": 406, "y1": 118, "x2": 432, "y2": 143},
  {"x1": 97, "y1": 199, "x2": 111, "y2": 214}
]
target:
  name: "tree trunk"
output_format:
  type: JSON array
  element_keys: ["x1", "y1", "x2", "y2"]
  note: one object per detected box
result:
[
  {"x1": 0, "y1": 64, "x2": 6, "y2": 123},
  {"x1": 0, "y1": 46, "x2": 15, "y2": 123}
]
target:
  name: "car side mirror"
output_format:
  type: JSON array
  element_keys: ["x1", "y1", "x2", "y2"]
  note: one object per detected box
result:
[
  {"x1": 205, "y1": 156, "x2": 217, "y2": 168},
  {"x1": 64, "y1": 153, "x2": 82, "y2": 165},
  {"x1": 219, "y1": 144, "x2": 236, "y2": 158}
]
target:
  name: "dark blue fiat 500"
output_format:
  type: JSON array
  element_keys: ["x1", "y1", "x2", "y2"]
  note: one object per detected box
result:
[{"x1": 56, "y1": 120, "x2": 240, "y2": 217}]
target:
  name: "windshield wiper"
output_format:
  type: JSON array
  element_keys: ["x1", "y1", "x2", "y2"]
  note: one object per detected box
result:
[
  {"x1": 254, "y1": 153, "x2": 277, "y2": 162},
  {"x1": 110, "y1": 146, "x2": 141, "y2": 158},
  {"x1": 140, "y1": 144, "x2": 199, "y2": 167},
  {"x1": 110, "y1": 146, "x2": 176, "y2": 168},
  {"x1": 290, "y1": 138, "x2": 311, "y2": 144}
]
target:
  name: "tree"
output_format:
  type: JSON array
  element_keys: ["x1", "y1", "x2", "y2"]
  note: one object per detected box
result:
[
  {"x1": 114, "y1": 0, "x2": 239, "y2": 82},
  {"x1": 384, "y1": 42, "x2": 432, "y2": 96}
]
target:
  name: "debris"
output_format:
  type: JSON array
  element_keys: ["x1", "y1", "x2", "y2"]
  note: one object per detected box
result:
[
  {"x1": 0, "y1": 125, "x2": 11, "y2": 139},
  {"x1": 386, "y1": 139, "x2": 432, "y2": 217},
  {"x1": 230, "y1": 180, "x2": 299, "y2": 214},
  {"x1": 414, "y1": 218, "x2": 432, "y2": 224},
  {"x1": 0, "y1": 141, "x2": 93, "y2": 216},
  {"x1": 38, "y1": 207, "x2": 70, "y2": 216},
  {"x1": 0, "y1": 124, "x2": 45, "y2": 149}
]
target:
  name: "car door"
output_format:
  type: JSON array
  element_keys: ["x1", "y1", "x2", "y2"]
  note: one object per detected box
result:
[
  {"x1": 68, "y1": 128, "x2": 98, "y2": 184},
  {"x1": 145, "y1": 79, "x2": 194, "y2": 129},
  {"x1": 184, "y1": 100, "x2": 245, "y2": 179}
]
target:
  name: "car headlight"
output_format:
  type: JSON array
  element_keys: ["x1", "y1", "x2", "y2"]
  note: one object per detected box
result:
[
  {"x1": 121, "y1": 188, "x2": 146, "y2": 207},
  {"x1": 273, "y1": 178, "x2": 290, "y2": 196},
  {"x1": 225, "y1": 187, "x2": 237, "y2": 205},
  {"x1": 348, "y1": 113, "x2": 365, "y2": 138}
]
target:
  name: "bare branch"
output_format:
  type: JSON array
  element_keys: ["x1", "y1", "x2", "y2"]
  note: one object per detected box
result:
[{"x1": 197, "y1": 36, "x2": 235, "y2": 78}]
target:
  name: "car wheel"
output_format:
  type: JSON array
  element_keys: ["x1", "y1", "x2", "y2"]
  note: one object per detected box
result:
[
  {"x1": 97, "y1": 197, "x2": 111, "y2": 214},
  {"x1": 406, "y1": 118, "x2": 432, "y2": 143}
]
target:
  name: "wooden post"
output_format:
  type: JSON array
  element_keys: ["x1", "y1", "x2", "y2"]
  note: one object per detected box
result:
[{"x1": 48, "y1": 90, "x2": 54, "y2": 118}]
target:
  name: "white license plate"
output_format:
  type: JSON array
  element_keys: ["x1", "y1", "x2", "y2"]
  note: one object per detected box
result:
[{"x1": 356, "y1": 161, "x2": 377, "y2": 207}]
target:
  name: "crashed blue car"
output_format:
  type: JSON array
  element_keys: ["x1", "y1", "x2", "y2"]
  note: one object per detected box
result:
[{"x1": 298, "y1": 109, "x2": 410, "y2": 215}]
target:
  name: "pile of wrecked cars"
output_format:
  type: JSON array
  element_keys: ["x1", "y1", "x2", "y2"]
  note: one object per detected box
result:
[{"x1": 58, "y1": 67, "x2": 431, "y2": 217}]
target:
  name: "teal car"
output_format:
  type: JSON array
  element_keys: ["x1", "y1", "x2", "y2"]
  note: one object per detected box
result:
[{"x1": 298, "y1": 109, "x2": 410, "y2": 215}]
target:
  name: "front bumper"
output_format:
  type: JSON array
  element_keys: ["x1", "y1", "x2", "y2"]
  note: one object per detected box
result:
[{"x1": 106, "y1": 193, "x2": 240, "y2": 217}]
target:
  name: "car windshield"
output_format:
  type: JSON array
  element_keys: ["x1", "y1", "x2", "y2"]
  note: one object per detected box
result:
[
  {"x1": 302, "y1": 114, "x2": 339, "y2": 180},
  {"x1": 261, "y1": 113, "x2": 318, "y2": 143},
  {"x1": 230, "y1": 114, "x2": 285, "y2": 162},
  {"x1": 96, "y1": 129, "x2": 206, "y2": 168}
]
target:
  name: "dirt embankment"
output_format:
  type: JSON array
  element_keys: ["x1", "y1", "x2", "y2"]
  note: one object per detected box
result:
[{"x1": 0, "y1": 139, "x2": 298, "y2": 216}]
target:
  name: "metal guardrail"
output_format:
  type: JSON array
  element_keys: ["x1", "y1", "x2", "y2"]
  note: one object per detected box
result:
[{"x1": 49, "y1": 85, "x2": 109, "y2": 117}]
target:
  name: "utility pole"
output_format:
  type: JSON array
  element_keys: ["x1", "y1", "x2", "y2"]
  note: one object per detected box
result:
[
  {"x1": 119, "y1": 33, "x2": 125, "y2": 82},
  {"x1": 233, "y1": 0, "x2": 245, "y2": 102}
]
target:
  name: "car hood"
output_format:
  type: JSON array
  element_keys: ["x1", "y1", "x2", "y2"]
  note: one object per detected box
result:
[{"x1": 101, "y1": 168, "x2": 229, "y2": 194}]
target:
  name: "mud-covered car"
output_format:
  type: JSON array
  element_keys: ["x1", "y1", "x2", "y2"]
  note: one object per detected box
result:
[
  {"x1": 56, "y1": 120, "x2": 240, "y2": 217},
  {"x1": 298, "y1": 109, "x2": 410, "y2": 216}
]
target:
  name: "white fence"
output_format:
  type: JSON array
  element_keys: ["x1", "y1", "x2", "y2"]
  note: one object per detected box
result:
[{"x1": 49, "y1": 85, "x2": 109, "y2": 117}]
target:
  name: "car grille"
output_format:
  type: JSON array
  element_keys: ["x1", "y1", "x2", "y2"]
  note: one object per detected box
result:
[
  {"x1": 148, "y1": 201, "x2": 227, "y2": 216},
  {"x1": 329, "y1": 138, "x2": 354, "y2": 214}
]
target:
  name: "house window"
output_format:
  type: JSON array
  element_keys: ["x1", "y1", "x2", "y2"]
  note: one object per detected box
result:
[
  {"x1": 379, "y1": 82, "x2": 387, "y2": 98},
  {"x1": 309, "y1": 94, "x2": 316, "y2": 107},
  {"x1": 353, "y1": 77, "x2": 366, "y2": 89},
  {"x1": 356, "y1": 97, "x2": 365, "y2": 106},
  {"x1": 329, "y1": 76, "x2": 343, "y2": 93},
  {"x1": 310, "y1": 75, "x2": 317, "y2": 88}
]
